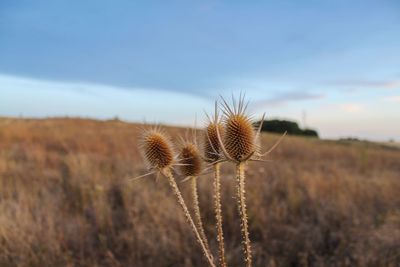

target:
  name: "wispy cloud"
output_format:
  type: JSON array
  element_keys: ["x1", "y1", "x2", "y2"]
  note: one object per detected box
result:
[
  {"x1": 337, "y1": 103, "x2": 364, "y2": 113},
  {"x1": 252, "y1": 91, "x2": 325, "y2": 109},
  {"x1": 382, "y1": 95, "x2": 400, "y2": 102},
  {"x1": 0, "y1": 73, "x2": 213, "y2": 125},
  {"x1": 326, "y1": 80, "x2": 400, "y2": 90}
]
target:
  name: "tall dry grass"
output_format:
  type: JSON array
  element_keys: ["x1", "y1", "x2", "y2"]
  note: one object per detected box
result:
[{"x1": 0, "y1": 117, "x2": 399, "y2": 266}]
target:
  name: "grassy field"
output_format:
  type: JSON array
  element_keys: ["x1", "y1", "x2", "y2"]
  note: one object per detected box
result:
[{"x1": 0, "y1": 117, "x2": 399, "y2": 267}]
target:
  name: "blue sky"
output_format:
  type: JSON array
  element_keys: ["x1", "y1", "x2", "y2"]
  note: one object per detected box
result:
[{"x1": 1, "y1": 0, "x2": 399, "y2": 140}]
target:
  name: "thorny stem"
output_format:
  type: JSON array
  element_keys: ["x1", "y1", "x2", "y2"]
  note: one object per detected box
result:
[
  {"x1": 236, "y1": 162, "x2": 252, "y2": 267},
  {"x1": 163, "y1": 169, "x2": 216, "y2": 267},
  {"x1": 191, "y1": 177, "x2": 213, "y2": 259},
  {"x1": 214, "y1": 163, "x2": 227, "y2": 267}
]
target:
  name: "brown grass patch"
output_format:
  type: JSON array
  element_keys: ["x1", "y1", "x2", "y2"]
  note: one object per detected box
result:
[{"x1": 0, "y1": 117, "x2": 399, "y2": 266}]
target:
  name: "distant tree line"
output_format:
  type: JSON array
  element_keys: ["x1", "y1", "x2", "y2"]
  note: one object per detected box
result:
[{"x1": 255, "y1": 119, "x2": 319, "y2": 138}]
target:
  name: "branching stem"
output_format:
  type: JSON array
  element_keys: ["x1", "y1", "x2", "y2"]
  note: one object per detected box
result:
[
  {"x1": 163, "y1": 169, "x2": 216, "y2": 267},
  {"x1": 214, "y1": 163, "x2": 227, "y2": 267},
  {"x1": 236, "y1": 162, "x2": 252, "y2": 267},
  {"x1": 191, "y1": 176, "x2": 213, "y2": 258}
]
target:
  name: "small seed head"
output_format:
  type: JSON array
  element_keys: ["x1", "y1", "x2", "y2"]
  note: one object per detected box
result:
[
  {"x1": 224, "y1": 114, "x2": 256, "y2": 162},
  {"x1": 179, "y1": 143, "x2": 202, "y2": 177},
  {"x1": 140, "y1": 131, "x2": 174, "y2": 170},
  {"x1": 204, "y1": 123, "x2": 224, "y2": 163}
]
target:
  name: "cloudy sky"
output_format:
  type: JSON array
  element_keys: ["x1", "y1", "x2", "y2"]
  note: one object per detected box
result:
[{"x1": 1, "y1": 0, "x2": 399, "y2": 141}]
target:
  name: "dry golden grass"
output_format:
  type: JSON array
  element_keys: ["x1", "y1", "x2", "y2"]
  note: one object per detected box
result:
[{"x1": 0, "y1": 117, "x2": 399, "y2": 267}]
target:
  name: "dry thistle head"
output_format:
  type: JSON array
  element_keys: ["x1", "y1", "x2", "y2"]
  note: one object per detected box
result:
[
  {"x1": 204, "y1": 122, "x2": 224, "y2": 163},
  {"x1": 220, "y1": 96, "x2": 257, "y2": 163},
  {"x1": 224, "y1": 114, "x2": 256, "y2": 162},
  {"x1": 140, "y1": 130, "x2": 174, "y2": 170},
  {"x1": 179, "y1": 142, "x2": 202, "y2": 177}
]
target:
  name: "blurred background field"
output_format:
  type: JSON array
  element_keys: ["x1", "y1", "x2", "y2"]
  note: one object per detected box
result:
[
  {"x1": 1, "y1": 1, "x2": 400, "y2": 266},
  {"x1": 0, "y1": 117, "x2": 399, "y2": 267}
]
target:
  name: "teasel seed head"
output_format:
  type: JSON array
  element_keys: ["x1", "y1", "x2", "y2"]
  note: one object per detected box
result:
[
  {"x1": 140, "y1": 130, "x2": 174, "y2": 170},
  {"x1": 179, "y1": 142, "x2": 202, "y2": 177},
  {"x1": 204, "y1": 122, "x2": 224, "y2": 163},
  {"x1": 224, "y1": 114, "x2": 256, "y2": 162},
  {"x1": 219, "y1": 95, "x2": 258, "y2": 163}
]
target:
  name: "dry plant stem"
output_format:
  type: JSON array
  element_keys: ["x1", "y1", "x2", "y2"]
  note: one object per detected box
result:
[
  {"x1": 163, "y1": 169, "x2": 216, "y2": 267},
  {"x1": 191, "y1": 177, "x2": 213, "y2": 259},
  {"x1": 213, "y1": 163, "x2": 227, "y2": 267},
  {"x1": 236, "y1": 162, "x2": 252, "y2": 267}
]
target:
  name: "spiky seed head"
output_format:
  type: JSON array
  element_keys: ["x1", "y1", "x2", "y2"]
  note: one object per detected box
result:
[
  {"x1": 224, "y1": 114, "x2": 256, "y2": 162},
  {"x1": 204, "y1": 122, "x2": 224, "y2": 163},
  {"x1": 179, "y1": 143, "x2": 202, "y2": 177},
  {"x1": 140, "y1": 131, "x2": 174, "y2": 170}
]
